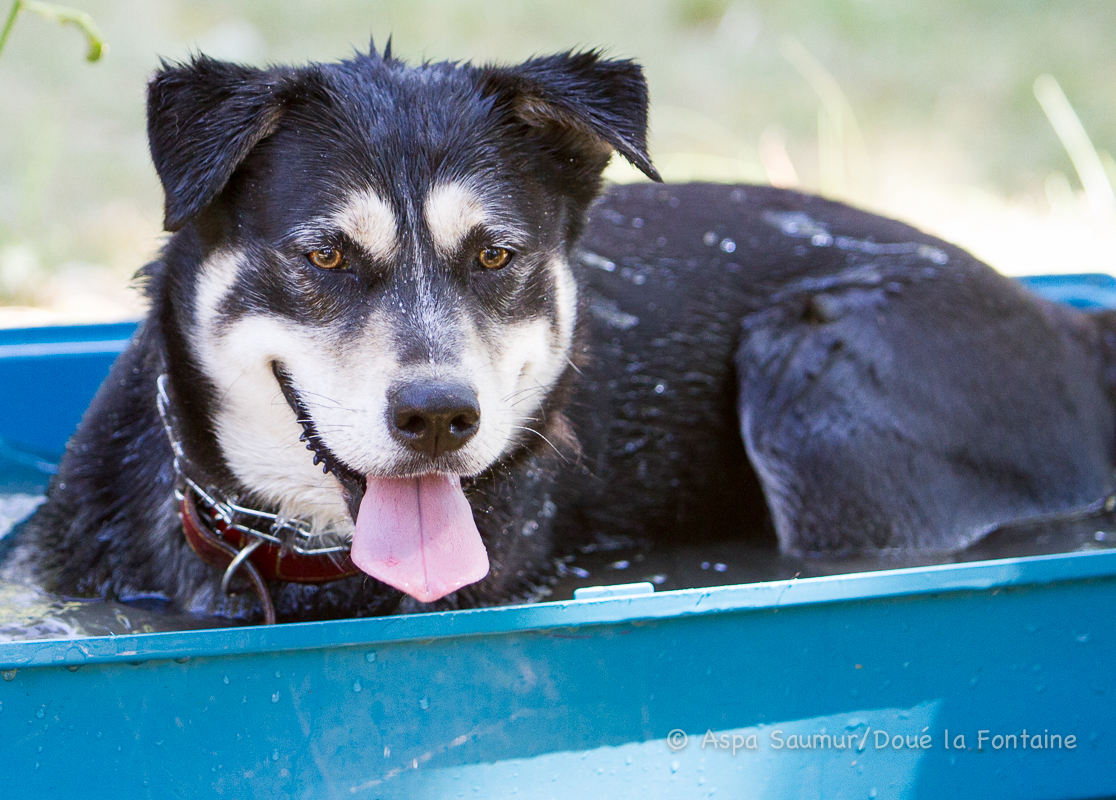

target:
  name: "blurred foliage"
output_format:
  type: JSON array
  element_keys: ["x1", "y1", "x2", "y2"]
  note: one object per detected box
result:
[
  {"x1": 1, "y1": 0, "x2": 1115, "y2": 315},
  {"x1": 0, "y1": 1, "x2": 104, "y2": 62}
]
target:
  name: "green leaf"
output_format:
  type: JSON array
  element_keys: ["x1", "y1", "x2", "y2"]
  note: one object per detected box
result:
[{"x1": 0, "y1": 0, "x2": 105, "y2": 63}]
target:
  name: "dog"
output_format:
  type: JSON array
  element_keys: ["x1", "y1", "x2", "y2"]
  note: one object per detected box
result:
[{"x1": 3, "y1": 45, "x2": 1115, "y2": 623}]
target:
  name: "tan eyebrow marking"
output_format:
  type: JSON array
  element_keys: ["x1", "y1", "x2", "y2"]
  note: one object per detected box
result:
[
  {"x1": 424, "y1": 181, "x2": 489, "y2": 256},
  {"x1": 331, "y1": 189, "x2": 398, "y2": 260}
]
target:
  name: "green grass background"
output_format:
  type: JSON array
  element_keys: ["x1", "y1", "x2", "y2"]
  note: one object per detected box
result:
[{"x1": 1, "y1": 0, "x2": 1114, "y2": 319}]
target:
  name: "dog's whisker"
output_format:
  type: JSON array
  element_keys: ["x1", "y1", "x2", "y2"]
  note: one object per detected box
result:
[
  {"x1": 507, "y1": 390, "x2": 546, "y2": 409},
  {"x1": 508, "y1": 425, "x2": 569, "y2": 463},
  {"x1": 501, "y1": 384, "x2": 544, "y2": 402},
  {"x1": 290, "y1": 388, "x2": 361, "y2": 412}
]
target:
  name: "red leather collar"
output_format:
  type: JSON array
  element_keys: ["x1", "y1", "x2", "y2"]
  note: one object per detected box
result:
[{"x1": 180, "y1": 491, "x2": 360, "y2": 584}]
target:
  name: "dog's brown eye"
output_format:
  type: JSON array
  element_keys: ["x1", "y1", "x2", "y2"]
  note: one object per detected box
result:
[
  {"x1": 308, "y1": 248, "x2": 345, "y2": 270},
  {"x1": 476, "y1": 247, "x2": 513, "y2": 270}
]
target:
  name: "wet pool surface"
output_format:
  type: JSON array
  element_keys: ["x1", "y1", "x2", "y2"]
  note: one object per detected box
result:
[
  {"x1": 0, "y1": 491, "x2": 242, "y2": 639},
  {"x1": 3, "y1": 478, "x2": 1115, "y2": 641},
  {"x1": 546, "y1": 502, "x2": 1116, "y2": 600}
]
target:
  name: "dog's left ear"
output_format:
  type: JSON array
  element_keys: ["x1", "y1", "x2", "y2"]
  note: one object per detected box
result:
[{"x1": 479, "y1": 51, "x2": 661, "y2": 182}]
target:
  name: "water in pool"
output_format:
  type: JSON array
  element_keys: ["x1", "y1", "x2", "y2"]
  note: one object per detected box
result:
[{"x1": 2, "y1": 443, "x2": 1114, "y2": 641}]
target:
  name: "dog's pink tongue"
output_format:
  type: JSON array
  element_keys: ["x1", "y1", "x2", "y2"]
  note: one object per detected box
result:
[{"x1": 350, "y1": 474, "x2": 489, "y2": 603}]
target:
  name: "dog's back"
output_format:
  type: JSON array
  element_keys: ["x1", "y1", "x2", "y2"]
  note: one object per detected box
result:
[{"x1": 564, "y1": 182, "x2": 1116, "y2": 556}]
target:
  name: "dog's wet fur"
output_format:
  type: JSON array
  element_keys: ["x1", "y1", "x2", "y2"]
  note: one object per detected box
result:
[{"x1": 4, "y1": 46, "x2": 1116, "y2": 621}]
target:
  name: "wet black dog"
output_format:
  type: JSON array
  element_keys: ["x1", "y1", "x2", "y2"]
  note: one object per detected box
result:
[{"x1": 4, "y1": 46, "x2": 1115, "y2": 622}]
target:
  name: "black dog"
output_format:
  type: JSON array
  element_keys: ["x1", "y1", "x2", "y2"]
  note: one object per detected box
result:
[{"x1": 4, "y1": 46, "x2": 1114, "y2": 623}]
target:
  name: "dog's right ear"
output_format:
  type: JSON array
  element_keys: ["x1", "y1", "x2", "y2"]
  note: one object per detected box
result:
[{"x1": 147, "y1": 56, "x2": 288, "y2": 231}]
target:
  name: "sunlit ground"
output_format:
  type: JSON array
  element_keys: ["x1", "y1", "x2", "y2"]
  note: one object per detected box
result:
[{"x1": 1, "y1": 0, "x2": 1114, "y2": 327}]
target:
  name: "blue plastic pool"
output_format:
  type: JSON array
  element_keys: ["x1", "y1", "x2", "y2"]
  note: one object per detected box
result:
[{"x1": 0, "y1": 276, "x2": 1113, "y2": 799}]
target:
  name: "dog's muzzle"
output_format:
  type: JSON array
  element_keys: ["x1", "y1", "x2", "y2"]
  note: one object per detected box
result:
[{"x1": 268, "y1": 364, "x2": 491, "y2": 604}]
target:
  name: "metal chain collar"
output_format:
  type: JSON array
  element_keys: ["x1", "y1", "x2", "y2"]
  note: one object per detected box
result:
[{"x1": 155, "y1": 374, "x2": 352, "y2": 560}]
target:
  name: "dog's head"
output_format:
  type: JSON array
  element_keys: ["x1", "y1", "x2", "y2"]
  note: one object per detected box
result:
[{"x1": 146, "y1": 46, "x2": 657, "y2": 602}]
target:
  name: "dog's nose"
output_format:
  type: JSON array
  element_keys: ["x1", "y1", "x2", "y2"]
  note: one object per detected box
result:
[{"x1": 388, "y1": 381, "x2": 481, "y2": 456}]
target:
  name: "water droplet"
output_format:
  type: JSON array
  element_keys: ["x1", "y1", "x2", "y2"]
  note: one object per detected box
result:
[
  {"x1": 274, "y1": 670, "x2": 281, "y2": 678},
  {"x1": 66, "y1": 665, "x2": 80, "y2": 672},
  {"x1": 271, "y1": 692, "x2": 280, "y2": 703},
  {"x1": 702, "y1": 231, "x2": 718, "y2": 246},
  {"x1": 352, "y1": 680, "x2": 362, "y2": 693},
  {"x1": 365, "y1": 652, "x2": 377, "y2": 663},
  {"x1": 420, "y1": 697, "x2": 429, "y2": 710},
  {"x1": 35, "y1": 707, "x2": 45, "y2": 719},
  {"x1": 719, "y1": 238, "x2": 736, "y2": 253},
  {"x1": 713, "y1": 563, "x2": 727, "y2": 573},
  {"x1": 223, "y1": 676, "x2": 230, "y2": 684},
  {"x1": 611, "y1": 560, "x2": 630, "y2": 570},
  {"x1": 271, "y1": 750, "x2": 280, "y2": 762},
  {"x1": 650, "y1": 574, "x2": 667, "y2": 585},
  {"x1": 671, "y1": 760, "x2": 680, "y2": 773},
  {"x1": 654, "y1": 382, "x2": 666, "y2": 394},
  {"x1": 1, "y1": 669, "x2": 16, "y2": 682}
]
